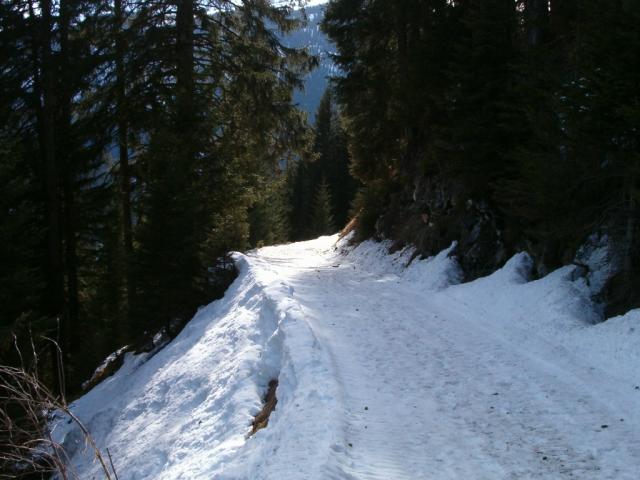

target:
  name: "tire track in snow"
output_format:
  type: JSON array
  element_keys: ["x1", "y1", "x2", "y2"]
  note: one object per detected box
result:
[{"x1": 254, "y1": 237, "x2": 640, "y2": 480}]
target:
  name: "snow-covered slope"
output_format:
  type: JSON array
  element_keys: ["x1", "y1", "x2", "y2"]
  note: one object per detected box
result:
[{"x1": 55, "y1": 236, "x2": 640, "y2": 479}]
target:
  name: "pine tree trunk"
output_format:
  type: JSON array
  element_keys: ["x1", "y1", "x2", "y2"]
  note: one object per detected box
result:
[
  {"x1": 59, "y1": 0, "x2": 79, "y2": 350},
  {"x1": 623, "y1": 175, "x2": 637, "y2": 278},
  {"x1": 41, "y1": 0, "x2": 64, "y2": 321},
  {"x1": 176, "y1": 0, "x2": 195, "y2": 135},
  {"x1": 395, "y1": 4, "x2": 412, "y2": 172},
  {"x1": 526, "y1": 0, "x2": 549, "y2": 47},
  {"x1": 40, "y1": 0, "x2": 65, "y2": 392},
  {"x1": 115, "y1": 0, "x2": 134, "y2": 320}
]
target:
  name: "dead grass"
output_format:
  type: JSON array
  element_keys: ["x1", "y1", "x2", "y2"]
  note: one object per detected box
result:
[{"x1": 0, "y1": 338, "x2": 117, "y2": 479}]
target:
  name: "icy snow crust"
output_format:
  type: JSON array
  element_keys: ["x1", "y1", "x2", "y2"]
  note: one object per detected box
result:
[{"x1": 55, "y1": 235, "x2": 640, "y2": 479}]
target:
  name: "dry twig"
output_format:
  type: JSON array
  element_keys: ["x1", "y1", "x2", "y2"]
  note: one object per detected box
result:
[{"x1": 0, "y1": 340, "x2": 117, "y2": 479}]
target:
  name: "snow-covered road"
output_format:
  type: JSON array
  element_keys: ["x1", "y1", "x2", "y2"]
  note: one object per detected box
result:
[
  {"x1": 58, "y1": 235, "x2": 640, "y2": 479},
  {"x1": 248, "y1": 237, "x2": 640, "y2": 480}
]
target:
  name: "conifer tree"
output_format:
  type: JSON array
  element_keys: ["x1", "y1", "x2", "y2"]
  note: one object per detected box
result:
[
  {"x1": 500, "y1": 0, "x2": 640, "y2": 273},
  {"x1": 249, "y1": 176, "x2": 291, "y2": 248},
  {"x1": 0, "y1": 135, "x2": 45, "y2": 354},
  {"x1": 313, "y1": 89, "x2": 358, "y2": 228},
  {"x1": 439, "y1": 0, "x2": 519, "y2": 192},
  {"x1": 288, "y1": 158, "x2": 315, "y2": 241},
  {"x1": 0, "y1": 0, "x2": 314, "y2": 393},
  {"x1": 287, "y1": 87, "x2": 357, "y2": 239},
  {"x1": 309, "y1": 178, "x2": 336, "y2": 237}
]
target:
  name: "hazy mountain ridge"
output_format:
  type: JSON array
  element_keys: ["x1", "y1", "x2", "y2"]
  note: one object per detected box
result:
[{"x1": 281, "y1": 3, "x2": 336, "y2": 120}]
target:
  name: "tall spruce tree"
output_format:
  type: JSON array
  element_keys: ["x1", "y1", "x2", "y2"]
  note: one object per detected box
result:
[
  {"x1": 313, "y1": 89, "x2": 358, "y2": 229},
  {"x1": 500, "y1": 0, "x2": 640, "y2": 277},
  {"x1": 324, "y1": 0, "x2": 640, "y2": 313},
  {"x1": 309, "y1": 178, "x2": 336, "y2": 237},
  {"x1": 249, "y1": 175, "x2": 291, "y2": 248},
  {"x1": 287, "y1": 87, "x2": 356, "y2": 240},
  {"x1": 0, "y1": 0, "x2": 314, "y2": 394},
  {"x1": 439, "y1": 0, "x2": 519, "y2": 193},
  {"x1": 129, "y1": 0, "x2": 314, "y2": 338}
]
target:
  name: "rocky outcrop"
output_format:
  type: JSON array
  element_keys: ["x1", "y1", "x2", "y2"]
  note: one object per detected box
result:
[
  {"x1": 370, "y1": 173, "x2": 639, "y2": 317},
  {"x1": 374, "y1": 174, "x2": 507, "y2": 281},
  {"x1": 82, "y1": 345, "x2": 131, "y2": 391}
]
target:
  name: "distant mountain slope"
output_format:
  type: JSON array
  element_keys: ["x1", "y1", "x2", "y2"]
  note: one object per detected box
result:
[{"x1": 281, "y1": 3, "x2": 336, "y2": 121}]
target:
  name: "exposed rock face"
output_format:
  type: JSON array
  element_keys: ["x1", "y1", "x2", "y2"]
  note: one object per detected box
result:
[
  {"x1": 371, "y1": 173, "x2": 639, "y2": 317},
  {"x1": 375, "y1": 174, "x2": 507, "y2": 281},
  {"x1": 576, "y1": 232, "x2": 640, "y2": 318},
  {"x1": 82, "y1": 345, "x2": 131, "y2": 391}
]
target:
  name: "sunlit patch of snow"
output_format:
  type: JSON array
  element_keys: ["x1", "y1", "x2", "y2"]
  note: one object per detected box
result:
[{"x1": 55, "y1": 234, "x2": 640, "y2": 479}]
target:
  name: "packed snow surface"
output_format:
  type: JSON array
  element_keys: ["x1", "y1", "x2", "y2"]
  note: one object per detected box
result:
[{"x1": 55, "y1": 235, "x2": 640, "y2": 479}]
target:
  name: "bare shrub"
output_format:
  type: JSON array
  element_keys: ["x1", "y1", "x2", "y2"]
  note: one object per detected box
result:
[{"x1": 0, "y1": 340, "x2": 117, "y2": 479}]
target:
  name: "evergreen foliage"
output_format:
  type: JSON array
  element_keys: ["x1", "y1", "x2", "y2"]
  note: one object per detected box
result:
[
  {"x1": 323, "y1": 0, "x2": 640, "y2": 297},
  {"x1": 0, "y1": 0, "x2": 314, "y2": 394},
  {"x1": 287, "y1": 87, "x2": 357, "y2": 240},
  {"x1": 249, "y1": 174, "x2": 291, "y2": 248},
  {"x1": 309, "y1": 177, "x2": 336, "y2": 237},
  {"x1": 2, "y1": 0, "x2": 640, "y2": 400}
]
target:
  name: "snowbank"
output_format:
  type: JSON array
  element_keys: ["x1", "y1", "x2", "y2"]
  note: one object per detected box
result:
[
  {"x1": 52, "y1": 243, "x2": 342, "y2": 479},
  {"x1": 54, "y1": 235, "x2": 640, "y2": 479}
]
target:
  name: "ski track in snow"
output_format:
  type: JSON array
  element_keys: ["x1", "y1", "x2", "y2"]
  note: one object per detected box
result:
[{"x1": 56, "y1": 235, "x2": 640, "y2": 479}]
